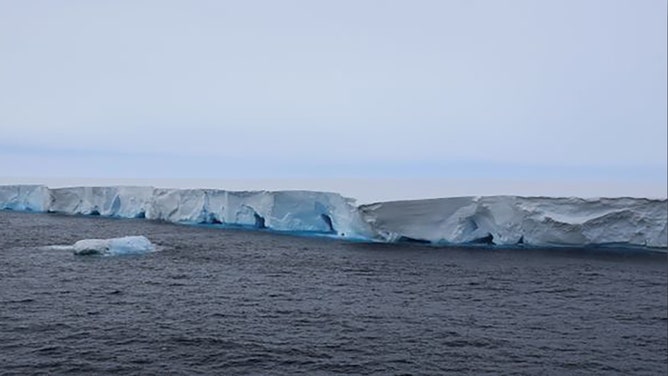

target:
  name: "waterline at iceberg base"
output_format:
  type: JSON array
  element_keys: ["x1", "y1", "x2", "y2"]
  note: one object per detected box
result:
[{"x1": 1, "y1": 185, "x2": 666, "y2": 250}]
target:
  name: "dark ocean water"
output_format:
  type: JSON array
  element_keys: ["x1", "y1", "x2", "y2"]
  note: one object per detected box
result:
[{"x1": 0, "y1": 211, "x2": 666, "y2": 375}]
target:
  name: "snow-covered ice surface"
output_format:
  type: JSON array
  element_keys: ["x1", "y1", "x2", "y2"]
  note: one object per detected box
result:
[{"x1": 1, "y1": 185, "x2": 666, "y2": 250}]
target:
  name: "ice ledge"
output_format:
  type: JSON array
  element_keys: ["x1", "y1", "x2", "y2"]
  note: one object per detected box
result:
[{"x1": 1, "y1": 185, "x2": 666, "y2": 250}]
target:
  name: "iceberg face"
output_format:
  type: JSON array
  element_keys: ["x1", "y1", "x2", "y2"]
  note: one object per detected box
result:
[
  {"x1": 72, "y1": 235, "x2": 155, "y2": 256},
  {"x1": 268, "y1": 191, "x2": 370, "y2": 237},
  {"x1": 145, "y1": 188, "x2": 373, "y2": 239},
  {"x1": 0, "y1": 185, "x2": 50, "y2": 212},
  {"x1": 359, "y1": 196, "x2": 668, "y2": 248},
  {"x1": 146, "y1": 188, "x2": 209, "y2": 223},
  {"x1": 146, "y1": 189, "x2": 372, "y2": 238},
  {"x1": 1, "y1": 185, "x2": 666, "y2": 249},
  {"x1": 49, "y1": 186, "x2": 154, "y2": 218},
  {"x1": 6, "y1": 185, "x2": 372, "y2": 239}
]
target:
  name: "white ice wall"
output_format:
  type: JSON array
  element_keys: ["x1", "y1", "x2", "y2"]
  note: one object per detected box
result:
[
  {"x1": 359, "y1": 196, "x2": 668, "y2": 248},
  {"x1": 49, "y1": 186, "x2": 154, "y2": 217},
  {"x1": 1, "y1": 185, "x2": 666, "y2": 249},
  {"x1": 0, "y1": 185, "x2": 50, "y2": 211},
  {"x1": 0, "y1": 185, "x2": 372, "y2": 239}
]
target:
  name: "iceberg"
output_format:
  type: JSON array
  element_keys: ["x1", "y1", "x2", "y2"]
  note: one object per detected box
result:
[
  {"x1": 145, "y1": 188, "x2": 372, "y2": 238},
  {"x1": 1, "y1": 185, "x2": 373, "y2": 239},
  {"x1": 72, "y1": 236, "x2": 155, "y2": 256},
  {"x1": 43, "y1": 235, "x2": 156, "y2": 256},
  {"x1": 359, "y1": 196, "x2": 668, "y2": 249},
  {"x1": 1, "y1": 185, "x2": 666, "y2": 250}
]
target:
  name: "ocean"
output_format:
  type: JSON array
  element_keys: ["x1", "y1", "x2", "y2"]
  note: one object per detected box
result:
[{"x1": 1, "y1": 210, "x2": 666, "y2": 375}]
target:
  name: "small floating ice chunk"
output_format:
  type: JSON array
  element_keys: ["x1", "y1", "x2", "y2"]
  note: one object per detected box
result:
[{"x1": 73, "y1": 236, "x2": 155, "y2": 256}]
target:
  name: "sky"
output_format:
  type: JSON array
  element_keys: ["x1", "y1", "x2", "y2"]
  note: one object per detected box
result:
[{"x1": 1, "y1": 0, "x2": 666, "y2": 199}]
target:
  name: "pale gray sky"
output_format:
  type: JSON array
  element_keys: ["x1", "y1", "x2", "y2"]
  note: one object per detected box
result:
[{"x1": 1, "y1": 0, "x2": 666, "y2": 198}]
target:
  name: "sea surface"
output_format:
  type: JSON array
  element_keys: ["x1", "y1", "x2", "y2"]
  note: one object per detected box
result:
[{"x1": 1, "y1": 211, "x2": 666, "y2": 375}]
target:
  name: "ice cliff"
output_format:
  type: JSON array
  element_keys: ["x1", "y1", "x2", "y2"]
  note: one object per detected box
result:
[
  {"x1": 1, "y1": 185, "x2": 666, "y2": 249},
  {"x1": 0, "y1": 185, "x2": 50, "y2": 212},
  {"x1": 359, "y1": 196, "x2": 667, "y2": 249},
  {"x1": 0, "y1": 185, "x2": 371, "y2": 239}
]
